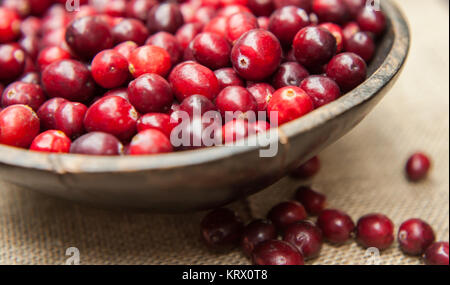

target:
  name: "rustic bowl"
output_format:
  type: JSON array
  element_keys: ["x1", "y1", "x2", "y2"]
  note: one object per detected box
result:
[{"x1": 0, "y1": 0, "x2": 410, "y2": 212}]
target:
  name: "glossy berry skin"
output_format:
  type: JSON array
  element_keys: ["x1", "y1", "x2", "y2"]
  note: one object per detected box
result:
[
  {"x1": 126, "y1": 0, "x2": 158, "y2": 22},
  {"x1": 1, "y1": 82, "x2": 46, "y2": 111},
  {"x1": 295, "y1": 186, "x2": 326, "y2": 216},
  {"x1": 248, "y1": 0, "x2": 275, "y2": 16},
  {"x1": 272, "y1": 62, "x2": 310, "y2": 90},
  {"x1": 247, "y1": 83, "x2": 275, "y2": 111},
  {"x1": 231, "y1": 29, "x2": 282, "y2": 81},
  {"x1": 70, "y1": 132, "x2": 124, "y2": 156},
  {"x1": 179, "y1": 95, "x2": 216, "y2": 117},
  {"x1": 326, "y1": 52, "x2": 367, "y2": 92},
  {"x1": 65, "y1": 16, "x2": 114, "y2": 60},
  {"x1": 283, "y1": 221, "x2": 323, "y2": 260},
  {"x1": 345, "y1": 32, "x2": 376, "y2": 62},
  {"x1": 357, "y1": 7, "x2": 386, "y2": 37},
  {"x1": 30, "y1": 130, "x2": 71, "y2": 153},
  {"x1": 0, "y1": 8, "x2": 21, "y2": 43},
  {"x1": 146, "y1": 32, "x2": 182, "y2": 66},
  {"x1": 112, "y1": 18, "x2": 149, "y2": 46},
  {"x1": 128, "y1": 129, "x2": 173, "y2": 155},
  {"x1": 216, "y1": 86, "x2": 257, "y2": 117},
  {"x1": 91, "y1": 50, "x2": 129, "y2": 89},
  {"x1": 268, "y1": 6, "x2": 310, "y2": 47},
  {"x1": 317, "y1": 209, "x2": 355, "y2": 244},
  {"x1": 424, "y1": 242, "x2": 449, "y2": 265},
  {"x1": 128, "y1": 45, "x2": 172, "y2": 78},
  {"x1": 398, "y1": 219, "x2": 436, "y2": 256},
  {"x1": 214, "y1": 68, "x2": 245, "y2": 90},
  {"x1": 268, "y1": 201, "x2": 307, "y2": 231},
  {"x1": 201, "y1": 208, "x2": 244, "y2": 250},
  {"x1": 191, "y1": 33, "x2": 231, "y2": 70},
  {"x1": 222, "y1": 119, "x2": 249, "y2": 144},
  {"x1": 257, "y1": 17, "x2": 270, "y2": 30},
  {"x1": 293, "y1": 26, "x2": 337, "y2": 69},
  {"x1": 0, "y1": 105, "x2": 40, "y2": 148},
  {"x1": 405, "y1": 152, "x2": 431, "y2": 182},
  {"x1": 312, "y1": 0, "x2": 349, "y2": 24},
  {"x1": 37, "y1": 98, "x2": 68, "y2": 131},
  {"x1": 241, "y1": 219, "x2": 277, "y2": 257},
  {"x1": 137, "y1": 113, "x2": 176, "y2": 138},
  {"x1": 343, "y1": 0, "x2": 365, "y2": 19},
  {"x1": 169, "y1": 61, "x2": 220, "y2": 102},
  {"x1": 203, "y1": 16, "x2": 228, "y2": 39},
  {"x1": 41, "y1": 60, "x2": 95, "y2": 103},
  {"x1": 114, "y1": 41, "x2": 138, "y2": 60},
  {"x1": 18, "y1": 72, "x2": 40, "y2": 85},
  {"x1": 54, "y1": 101, "x2": 88, "y2": 139},
  {"x1": 226, "y1": 12, "x2": 259, "y2": 43},
  {"x1": 128, "y1": 73, "x2": 174, "y2": 114},
  {"x1": 252, "y1": 240, "x2": 304, "y2": 265},
  {"x1": 356, "y1": 213, "x2": 395, "y2": 251},
  {"x1": 319, "y1": 22, "x2": 344, "y2": 52},
  {"x1": 291, "y1": 156, "x2": 321, "y2": 178},
  {"x1": 147, "y1": 3, "x2": 184, "y2": 34},
  {"x1": 37, "y1": 46, "x2": 72, "y2": 71},
  {"x1": 176, "y1": 23, "x2": 203, "y2": 50},
  {"x1": 342, "y1": 21, "x2": 361, "y2": 43},
  {"x1": 300, "y1": 75, "x2": 341, "y2": 108},
  {"x1": 84, "y1": 95, "x2": 139, "y2": 142},
  {"x1": 267, "y1": 86, "x2": 314, "y2": 125},
  {"x1": 0, "y1": 44, "x2": 26, "y2": 82},
  {"x1": 274, "y1": 0, "x2": 313, "y2": 12}
]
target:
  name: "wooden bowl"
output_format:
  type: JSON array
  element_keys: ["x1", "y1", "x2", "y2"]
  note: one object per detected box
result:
[{"x1": 0, "y1": 0, "x2": 410, "y2": 212}]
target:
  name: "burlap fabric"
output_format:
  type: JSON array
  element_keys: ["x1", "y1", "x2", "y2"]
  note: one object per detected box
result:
[{"x1": 0, "y1": 0, "x2": 448, "y2": 265}]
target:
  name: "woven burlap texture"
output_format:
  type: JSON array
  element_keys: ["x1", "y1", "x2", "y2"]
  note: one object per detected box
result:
[{"x1": 0, "y1": 0, "x2": 448, "y2": 265}]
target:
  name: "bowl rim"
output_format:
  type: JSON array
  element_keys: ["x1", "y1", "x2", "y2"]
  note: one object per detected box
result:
[{"x1": 0, "y1": 0, "x2": 410, "y2": 174}]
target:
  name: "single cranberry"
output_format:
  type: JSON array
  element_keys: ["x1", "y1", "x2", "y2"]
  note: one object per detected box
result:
[
  {"x1": 405, "y1": 152, "x2": 431, "y2": 182},
  {"x1": 268, "y1": 201, "x2": 307, "y2": 231},
  {"x1": 18, "y1": 35, "x2": 39, "y2": 60},
  {"x1": 231, "y1": 29, "x2": 282, "y2": 81},
  {"x1": 248, "y1": 0, "x2": 275, "y2": 16},
  {"x1": 179, "y1": 95, "x2": 216, "y2": 117},
  {"x1": 37, "y1": 98, "x2": 68, "y2": 130},
  {"x1": 247, "y1": 83, "x2": 274, "y2": 111},
  {"x1": 18, "y1": 72, "x2": 40, "y2": 85},
  {"x1": 20, "y1": 16, "x2": 42, "y2": 37},
  {"x1": 342, "y1": 21, "x2": 361, "y2": 42},
  {"x1": 1, "y1": 81, "x2": 46, "y2": 111},
  {"x1": 0, "y1": 44, "x2": 26, "y2": 82},
  {"x1": 252, "y1": 240, "x2": 304, "y2": 265},
  {"x1": 201, "y1": 208, "x2": 244, "y2": 250},
  {"x1": 356, "y1": 213, "x2": 395, "y2": 251},
  {"x1": 147, "y1": 3, "x2": 184, "y2": 34},
  {"x1": 91, "y1": 49, "x2": 129, "y2": 89},
  {"x1": 111, "y1": 18, "x2": 149, "y2": 46},
  {"x1": 312, "y1": 0, "x2": 349, "y2": 24},
  {"x1": 191, "y1": 32, "x2": 231, "y2": 70},
  {"x1": 0, "y1": 8, "x2": 21, "y2": 44},
  {"x1": 30, "y1": 130, "x2": 71, "y2": 153},
  {"x1": 241, "y1": 219, "x2": 277, "y2": 256},
  {"x1": 216, "y1": 86, "x2": 257, "y2": 117},
  {"x1": 293, "y1": 26, "x2": 337, "y2": 70},
  {"x1": 268, "y1": 6, "x2": 310, "y2": 47},
  {"x1": 169, "y1": 61, "x2": 220, "y2": 102},
  {"x1": 357, "y1": 7, "x2": 386, "y2": 37},
  {"x1": 203, "y1": 16, "x2": 228, "y2": 38},
  {"x1": 128, "y1": 73, "x2": 173, "y2": 114},
  {"x1": 146, "y1": 32, "x2": 182, "y2": 66},
  {"x1": 283, "y1": 220, "x2": 323, "y2": 260},
  {"x1": 192, "y1": 6, "x2": 216, "y2": 26},
  {"x1": 290, "y1": 156, "x2": 321, "y2": 178},
  {"x1": 398, "y1": 219, "x2": 436, "y2": 256},
  {"x1": 214, "y1": 68, "x2": 245, "y2": 90},
  {"x1": 424, "y1": 242, "x2": 449, "y2": 265},
  {"x1": 272, "y1": 62, "x2": 310, "y2": 89},
  {"x1": 128, "y1": 129, "x2": 173, "y2": 155},
  {"x1": 319, "y1": 22, "x2": 344, "y2": 52},
  {"x1": 345, "y1": 32, "x2": 375, "y2": 62},
  {"x1": 128, "y1": 45, "x2": 172, "y2": 78},
  {"x1": 0, "y1": 104, "x2": 40, "y2": 148},
  {"x1": 176, "y1": 23, "x2": 203, "y2": 50},
  {"x1": 54, "y1": 101, "x2": 88, "y2": 139},
  {"x1": 37, "y1": 46, "x2": 72, "y2": 71},
  {"x1": 65, "y1": 16, "x2": 114, "y2": 60},
  {"x1": 226, "y1": 12, "x2": 259, "y2": 43},
  {"x1": 326, "y1": 52, "x2": 367, "y2": 92},
  {"x1": 300, "y1": 75, "x2": 341, "y2": 108},
  {"x1": 71, "y1": 132, "x2": 124, "y2": 156},
  {"x1": 84, "y1": 95, "x2": 139, "y2": 141},
  {"x1": 217, "y1": 5, "x2": 252, "y2": 17},
  {"x1": 267, "y1": 86, "x2": 314, "y2": 125},
  {"x1": 317, "y1": 209, "x2": 355, "y2": 244},
  {"x1": 41, "y1": 59, "x2": 95, "y2": 102},
  {"x1": 114, "y1": 41, "x2": 138, "y2": 60},
  {"x1": 137, "y1": 113, "x2": 176, "y2": 138},
  {"x1": 222, "y1": 119, "x2": 249, "y2": 144},
  {"x1": 126, "y1": 0, "x2": 158, "y2": 22},
  {"x1": 295, "y1": 186, "x2": 326, "y2": 216}
]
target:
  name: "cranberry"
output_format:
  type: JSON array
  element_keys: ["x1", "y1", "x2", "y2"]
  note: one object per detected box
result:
[
  {"x1": 398, "y1": 219, "x2": 436, "y2": 256},
  {"x1": 201, "y1": 208, "x2": 244, "y2": 250},
  {"x1": 274, "y1": 0, "x2": 313, "y2": 12},
  {"x1": 424, "y1": 242, "x2": 449, "y2": 265},
  {"x1": 18, "y1": 35, "x2": 39, "y2": 60},
  {"x1": 268, "y1": 201, "x2": 307, "y2": 231},
  {"x1": 137, "y1": 113, "x2": 176, "y2": 138},
  {"x1": 268, "y1": 6, "x2": 310, "y2": 47},
  {"x1": 300, "y1": 75, "x2": 341, "y2": 108},
  {"x1": 146, "y1": 32, "x2": 182, "y2": 65},
  {"x1": 176, "y1": 23, "x2": 203, "y2": 50},
  {"x1": 37, "y1": 97, "x2": 68, "y2": 130},
  {"x1": 71, "y1": 132, "x2": 124, "y2": 156},
  {"x1": 103, "y1": 88, "x2": 130, "y2": 102},
  {"x1": 41, "y1": 59, "x2": 95, "y2": 102},
  {"x1": 252, "y1": 240, "x2": 304, "y2": 265},
  {"x1": 1, "y1": 81, "x2": 46, "y2": 111},
  {"x1": 312, "y1": 0, "x2": 349, "y2": 24},
  {"x1": 342, "y1": 21, "x2": 361, "y2": 42},
  {"x1": 191, "y1": 33, "x2": 231, "y2": 70},
  {"x1": 326, "y1": 52, "x2": 367, "y2": 92},
  {"x1": 357, "y1": 6, "x2": 386, "y2": 37},
  {"x1": 54, "y1": 101, "x2": 88, "y2": 139},
  {"x1": 40, "y1": 28, "x2": 68, "y2": 50},
  {"x1": 319, "y1": 22, "x2": 344, "y2": 52},
  {"x1": 112, "y1": 18, "x2": 149, "y2": 46},
  {"x1": 37, "y1": 46, "x2": 72, "y2": 71},
  {"x1": 226, "y1": 12, "x2": 259, "y2": 43},
  {"x1": 0, "y1": 8, "x2": 21, "y2": 44},
  {"x1": 217, "y1": 5, "x2": 252, "y2": 17},
  {"x1": 179, "y1": 95, "x2": 216, "y2": 117},
  {"x1": 126, "y1": 0, "x2": 158, "y2": 22},
  {"x1": 147, "y1": 3, "x2": 184, "y2": 34},
  {"x1": 405, "y1": 152, "x2": 431, "y2": 182},
  {"x1": 20, "y1": 16, "x2": 42, "y2": 37},
  {"x1": 283, "y1": 221, "x2": 323, "y2": 260},
  {"x1": 267, "y1": 86, "x2": 314, "y2": 125},
  {"x1": 128, "y1": 45, "x2": 172, "y2": 78},
  {"x1": 65, "y1": 16, "x2": 114, "y2": 60},
  {"x1": 192, "y1": 6, "x2": 216, "y2": 26},
  {"x1": 241, "y1": 219, "x2": 277, "y2": 256},
  {"x1": 91, "y1": 49, "x2": 129, "y2": 89},
  {"x1": 169, "y1": 61, "x2": 220, "y2": 102},
  {"x1": 248, "y1": 0, "x2": 275, "y2": 16},
  {"x1": 2, "y1": 0, "x2": 30, "y2": 18},
  {"x1": 290, "y1": 156, "x2": 321, "y2": 178},
  {"x1": 345, "y1": 32, "x2": 375, "y2": 62},
  {"x1": 128, "y1": 73, "x2": 173, "y2": 114},
  {"x1": 272, "y1": 62, "x2": 310, "y2": 89},
  {"x1": 28, "y1": 0, "x2": 52, "y2": 16},
  {"x1": 0, "y1": 44, "x2": 26, "y2": 82},
  {"x1": 30, "y1": 130, "x2": 71, "y2": 153},
  {"x1": 216, "y1": 86, "x2": 257, "y2": 117},
  {"x1": 257, "y1": 17, "x2": 270, "y2": 30},
  {"x1": 214, "y1": 68, "x2": 245, "y2": 90},
  {"x1": 317, "y1": 209, "x2": 355, "y2": 244},
  {"x1": 342, "y1": 0, "x2": 365, "y2": 19},
  {"x1": 231, "y1": 29, "x2": 282, "y2": 81},
  {"x1": 356, "y1": 213, "x2": 395, "y2": 251},
  {"x1": 73, "y1": 5, "x2": 98, "y2": 19},
  {"x1": 295, "y1": 186, "x2": 326, "y2": 216},
  {"x1": 247, "y1": 83, "x2": 274, "y2": 111},
  {"x1": 114, "y1": 41, "x2": 138, "y2": 60},
  {"x1": 128, "y1": 129, "x2": 173, "y2": 155},
  {"x1": 84, "y1": 95, "x2": 139, "y2": 141},
  {"x1": 18, "y1": 72, "x2": 40, "y2": 85},
  {"x1": 0, "y1": 105, "x2": 40, "y2": 148},
  {"x1": 222, "y1": 119, "x2": 249, "y2": 144},
  {"x1": 203, "y1": 16, "x2": 228, "y2": 38},
  {"x1": 293, "y1": 26, "x2": 337, "y2": 70}
]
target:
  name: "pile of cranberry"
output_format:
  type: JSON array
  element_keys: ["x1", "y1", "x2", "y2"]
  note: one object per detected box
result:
[{"x1": 1, "y1": 0, "x2": 384, "y2": 155}]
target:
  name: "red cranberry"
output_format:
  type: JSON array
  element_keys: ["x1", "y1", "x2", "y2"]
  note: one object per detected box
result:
[
  {"x1": 257, "y1": 16, "x2": 270, "y2": 30},
  {"x1": 192, "y1": 6, "x2": 216, "y2": 26},
  {"x1": 356, "y1": 213, "x2": 395, "y2": 251},
  {"x1": 169, "y1": 61, "x2": 220, "y2": 102},
  {"x1": 37, "y1": 97, "x2": 68, "y2": 130},
  {"x1": 319, "y1": 22, "x2": 344, "y2": 52},
  {"x1": 343, "y1": 0, "x2": 365, "y2": 19},
  {"x1": 179, "y1": 95, "x2": 216, "y2": 117},
  {"x1": 112, "y1": 18, "x2": 149, "y2": 46},
  {"x1": 231, "y1": 29, "x2": 282, "y2": 81},
  {"x1": 424, "y1": 242, "x2": 449, "y2": 265},
  {"x1": 326, "y1": 52, "x2": 367, "y2": 92},
  {"x1": 214, "y1": 68, "x2": 245, "y2": 90},
  {"x1": 126, "y1": 0, "x2": 158, "y2": 22},
  {"x1": 147, "y1": 3, "x2": 184, "y2": 34},
  {"x1": 247, "y1": 83, "x2": 274, "y2": 111},
  {"x1": 203, "y1": 16, "x2": 228, "y2": 38},
  {"x1": 241, "y1": 219, "x2": 277, "y2": 256},
  {"x1": 217, "y1": 5, "x2": 251, "y2": 17},
  {"x1": 216, "y1": 86, "x2": 257, "y2": 117},
  {"x1": 128, "y1": 45, "x2": 172, "y2": 78},
  {"x1": 283, "y1": 220, "x2": 323, "y2": 259},
  {"x1": 274, "y1": 0, "x2": 313, "y2": 12},
  {"x1": 291, "y1": 156, "x2": 321, "y2": 178},
  {"x1": 405, "y1": 152, "x2": 431, "y2": 182},
  {"x1": 398, "y1": 219, "x2": 436, "y2": 256},
  {"x1": 293, "y1": 26, "x2": 337, "y2": 70},
  {"x1": 357, "y1": 7, "x2": 386, "y2": 37},
  {"x1": 317, "y1": 209, "x2": 355, "y2": 244},
  {"x1": 176, "y1": 23, "x2": 203, "y2": 50},
  {"x1": 342, "y1": 21, "x2": 361, "y2": 42},
  {"x1": 18, "y1": 72, "x2": 40, "y2": 85},
  {"x1": 222, "y1": 119, "x2": 249, "y2": 144},
  {"x1": 28, "y1": 0, "x2": 52, "y2": 16},
  {"x1": 268, "y1": 201, "x2": 307, "y2": 231},
  {"x1": 114, "y1": 41, "x2": 138, "y2": 60},
  {"x1": 18, "y1": 35, "x2": 39, "y2": 60},
  {"x1": 54, "y1": 101, "x2": 88, "y2": 139},
  {"x1": 20, "y1": 16, "x2": 42, "y2": 37},
  {"x1": 295, "y1": 186, "x2": 326, "y2": 216},
  {"x1": 73, "y1": 5, "x2": 98, "y2": 20},
  {"x1": 41, "y1": 59, "x2": 95, "y2": 102},
  {"x1": 71, "y1": 132, "x2": 124, "y2": 156},
  {"x1": 1, "y1": 81, "x2": 46, "y2": 111},
  {"x1": 268, "y1": 6, "x2": 310, "y2": 47},
  {"x1": 0, "y1": 8, "x2": 21, "y2": 44},
  {"x1": 312, "y1": 0, "x2": 349, "y2": 24},
  {"x1": 91, "y1": 50, "x2": 129, "y2": 89},
  {"x1": 226, "y1": 12, "x2": 259, "y2": 43},
  {"x1": 191, "y1": 32, "x2": 231, "y2": 70},
  {"x1": 345, "y1": 32, "x2": 375, "y2": 62},
  {"x1": 248, "y1": 0, "x2": 275, "y2": 16},
  {"x1": 137, "y1": 113, "x2": 176, "y2": 138},
  {"x1": 128, "y1": 129, "x2": 173, "y2": 155},
  {"x1": 252, "y1": 240, "x2": 304, "y2": 265},
  {"x1": 30, "y1": 130, "x2": 71, "y2": 153},
  {"x1": 201, "y1": 208, "x2": 244, "y2": 250},
  {"x1": 272, "y1": 62, "x2": 310, "y2": 89},
  {"x1": 300, "y1": 75, "x2": 341, "y2": 108},
  {"x1": 267, "y1": 86, "x2": 314, "y2": 125},
  {"x1": 65, "y1": 16, "x2": 114, "y2": 60},
  {"x1": 128, "y1": 73, "x2": 173, "y2": 114},
  {"x1": 40, "y1": 28, "x2": 68, "y2": 50},
  {"x1": 0, "y1": 104, "x2": 40, "y2": 148},
  {"x1": 84, "y1": 95, "x2": 139, "y2": 141},
  {"x1": 37, "y1": 46, "x2": 72, "y2": 71},
  {"x1": 2, "y1": 0, "x2": 31, "y2": 18},
  {"x1": 103, "y1": 88, "x2": 130, "y2": 101},
  {"x1": 0, "y1": 44, "x2": 26, "y2": 82},
  {"x1": 146, "y1": 32, "x2": 182, "y2": 65}
]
